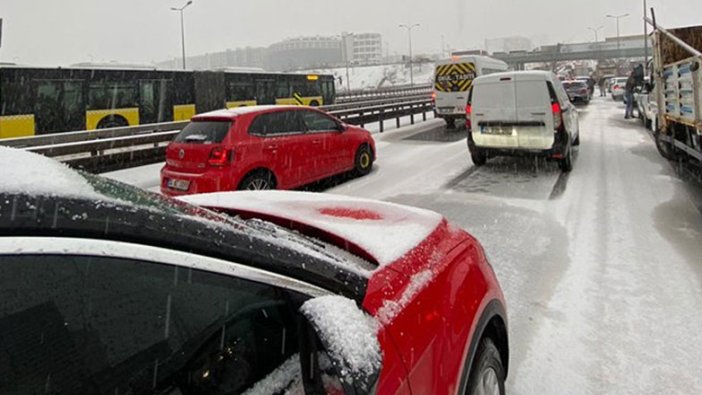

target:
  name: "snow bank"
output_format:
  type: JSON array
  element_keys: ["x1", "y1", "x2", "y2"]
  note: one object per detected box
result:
[
  {"x1": 300, "y1": 295, "x2": 381, "y2": 381},
  {"x1": 0, "y1": 146, "x2": 101, "y2": 199},
  {"x1": 180, "y1": 191, "x2": 443, "y2": 266}
]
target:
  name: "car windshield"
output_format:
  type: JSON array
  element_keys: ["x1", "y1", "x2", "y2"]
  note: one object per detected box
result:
[{"x1": 174, "y1": 121, "x2": 232, "y2": 144}]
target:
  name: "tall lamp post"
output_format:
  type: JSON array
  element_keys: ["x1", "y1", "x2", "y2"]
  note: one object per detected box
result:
[
  {"x1": 607, "y1": 13, "x2": 629, "y2": 52},
  {"x1": 588, "y1": 26, "x2": 604, "y2": 42},
  {"x1": 644, "y1": 0, "x2": 653, "y2": 75},
  {"x1": 399, "y1": 23, "x2": 420, "y2": 86},
  {"x1": 171, "y1": 1, "x2": 193, "y2": 70},
  {"x1": 341, "y1": 32, "x2": 354, "y2": 93}
]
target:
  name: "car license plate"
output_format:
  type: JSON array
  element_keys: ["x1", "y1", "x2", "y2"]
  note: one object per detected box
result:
[
  {"x1": 167, "y1": 178, "x2": 190, "y2": 191},
  {"x1": 480, "y1": 125, "x2": 512, "y2": 136}
]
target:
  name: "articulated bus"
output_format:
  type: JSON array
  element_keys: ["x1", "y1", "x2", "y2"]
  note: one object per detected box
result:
[{"x1": 0, "y1": 66, "x2": 335, "y2": 138}]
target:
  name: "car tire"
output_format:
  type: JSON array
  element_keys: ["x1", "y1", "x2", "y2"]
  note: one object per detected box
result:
[
  {"x1": 465, "y1": 338, "x2": 506, "y2": 395},
  {"x1": 559, "y1": 144, "x2": 573, "y2": 172},
  {"x1": 238, "y1": 170, "x2": 276, "y2": 191},
  {"x1": 354, "y1": 145, "x2": 374, "y2": 176},
  {"x1": 471, "y1": 149, "x2": 487, "y2": 166}
]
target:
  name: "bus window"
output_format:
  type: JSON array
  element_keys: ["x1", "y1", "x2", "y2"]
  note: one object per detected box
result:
[
  {"x1": 255, "y1": 80, "x2": 275, "y2": 105},
  {"x1": 291, "y1": 81, "x2": 321, "y2": 97},
  {"x1": 228, "y1": 81, "x2": 255, "y2": 101},
  {"x1": 276, "y1": 79, "x2": 290, "y2": 99},
  {"x1": 321, "y1": 80, "x2": 335, "y2": 104},
  {"x1": 34, "y1": 80, "x2": 85, "y2": 134},
  {"x1": 139, "y1": 80, "x2": 173, "y2": 124},
  {"x1": 89, "y1": 82, "x2": 138, "y2": 110}
]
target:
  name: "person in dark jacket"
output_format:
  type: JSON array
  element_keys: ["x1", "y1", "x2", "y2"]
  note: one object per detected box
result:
[{"x1": 624, "y1": 75, "x2": 636, "y2": 119}]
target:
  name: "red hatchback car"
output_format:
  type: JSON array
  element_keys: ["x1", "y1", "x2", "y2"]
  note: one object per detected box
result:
[{"x1": 161, "y1": 106, "x2": 376, "y2": 196}]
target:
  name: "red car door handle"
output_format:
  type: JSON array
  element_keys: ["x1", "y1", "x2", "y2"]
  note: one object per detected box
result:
[
  {"x1": 312, "y1": 140, "x2": 321, "y2": 144},
  {"x1": 265, "y1": 144, "x2": 278, "y2": 150}
]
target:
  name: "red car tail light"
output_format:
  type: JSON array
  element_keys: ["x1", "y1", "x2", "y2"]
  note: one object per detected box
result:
[{"x1": 208, "y1": 147, "x2": 231, "y2": 167}]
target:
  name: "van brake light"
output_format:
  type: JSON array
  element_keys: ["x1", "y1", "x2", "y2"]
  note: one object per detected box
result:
[
  {"x1": 208, "y1": 147, "x2": 231, "y2": 167},
  {"x1": 552, "y1": 102, "x2": 564, "y2": 131}
]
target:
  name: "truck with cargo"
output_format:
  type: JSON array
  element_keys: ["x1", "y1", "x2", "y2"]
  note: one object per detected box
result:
[{"x1": 647, "y1": 15, "x2": 702, "y2": 164}]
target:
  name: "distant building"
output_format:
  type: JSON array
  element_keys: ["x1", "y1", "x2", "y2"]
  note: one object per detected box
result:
[
  {"x1": 157, "y1": 32, "x2": 384, "y2": 72},
  {"x1": 351, "y1": 33, "x2": 382, "y2": 64},
  {"x1": 485, "y1": 36, "x2": 534, "y2": 54},
  {"x1": 267, "y1": 36, "x2": 342, "y2": 71}
]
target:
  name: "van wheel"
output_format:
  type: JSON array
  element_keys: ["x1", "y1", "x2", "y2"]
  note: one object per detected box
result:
[
  {"x1": 471, "y1": 149, "x2": 487, "y2": 166},
  {"x1": 465, "y1": 338, "x2": 506, "y2": 395},
  {"x1": 238, "y1": 170, "x2": 276, "y2": 190},
  {"x1": 559, "y1": 145, "x2": 573, "y2": 172},
  {"x1": 354, "y1": 145, "x2": 374, "y2": 176}
]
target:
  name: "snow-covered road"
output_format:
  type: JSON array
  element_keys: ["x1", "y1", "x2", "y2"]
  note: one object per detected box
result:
[{"x1": 108, "y1": 98, "x2": 702, "y2": 394}]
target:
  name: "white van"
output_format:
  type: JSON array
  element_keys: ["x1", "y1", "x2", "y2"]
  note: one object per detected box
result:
[
  {"x1": 432, "y1": 55, "x2": 508, "y2": 128},
  {"x1": 467, "y1": 71, "x2": 580, "y2": 171}
]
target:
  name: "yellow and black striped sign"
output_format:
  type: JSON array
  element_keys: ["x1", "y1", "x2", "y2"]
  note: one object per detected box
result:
[
  {"x1": 293, "y1": 92, "x2": 304, "y2": 105},
  {"x1": 434, "y1": 62, "x2": 477, "y2": 92}
]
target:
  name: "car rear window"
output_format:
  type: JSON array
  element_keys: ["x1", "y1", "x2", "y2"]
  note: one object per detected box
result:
[{"x1": 174, "y1": 121, "x2": 232, "y2": 144}]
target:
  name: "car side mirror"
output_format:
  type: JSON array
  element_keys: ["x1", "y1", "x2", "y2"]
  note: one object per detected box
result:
[
  {"x1": 301, "y1": 296, "x2": 381, "y2": 394},
  {"x1": 336, "y1": 122, "x2": 347, "y2": 132}
]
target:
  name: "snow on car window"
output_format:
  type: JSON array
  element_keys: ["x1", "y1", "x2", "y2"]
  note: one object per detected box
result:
[
  {"x1": 0, "y1": 147, "x2": 102, "y2": 199},
  {"x1": 300, "y1": 295, "x2": 381, "y2": 381}
]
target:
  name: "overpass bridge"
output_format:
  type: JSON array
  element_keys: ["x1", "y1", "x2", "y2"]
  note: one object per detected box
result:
[{"x1": 491, "y1": 39, "x2": 650, "y2": 69}]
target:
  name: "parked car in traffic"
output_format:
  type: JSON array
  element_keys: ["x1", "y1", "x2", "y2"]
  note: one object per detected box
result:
[
  {"x1": 0, "y1": 147, "x2": 509, "y2": 395},
  {"x1": 610, "y1": 77, "x2": 628, "y2": 101},
  {"x1": 161, "y1": 105, "x2": 376, "y2": 196},
  {"x1": 466, "y1": 71, "x2": 580, "y2": 171},
  {"x1": 563, "y1": 80, "x2": 591, "y2": 104}
]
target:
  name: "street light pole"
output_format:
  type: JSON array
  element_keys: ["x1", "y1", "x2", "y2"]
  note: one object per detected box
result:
[
  {"x1": 607, "y1": 13, "x2": 629, "y2": 52},
  {"x1": 588, "y1": 26, "x2": 604, "y2": 42},
  {"x1": 399, "y1": 23, "x2": 420, "y2": 86},
  {"x1": 341, "y1": 32, "x2": 354, "y2": 93},
  {"x1": 171, "y1": 1, "x2": 193, "y2": 70},
  {"x1": 644, "y1": 0, "x2": 653, "y2": 75}
]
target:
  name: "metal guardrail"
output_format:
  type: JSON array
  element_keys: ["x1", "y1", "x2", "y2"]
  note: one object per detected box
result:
[
  {"x1": 1, "y1": 97, "x2": 434, "y2": 173},
  {"x1": 336, "y1": 84, "x2": 431, "y2": 103}
]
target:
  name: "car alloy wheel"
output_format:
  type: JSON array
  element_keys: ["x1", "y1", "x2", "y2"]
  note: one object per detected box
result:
[
  {"x1": 246, "y1": 178, "x2": 271, "y2": 190},
  {"x1": 354, "y1": 145, "x2": 373, "y2": 176},
  {"x1": 475, "y1": 368, "x2": 501, "y2": 395}
]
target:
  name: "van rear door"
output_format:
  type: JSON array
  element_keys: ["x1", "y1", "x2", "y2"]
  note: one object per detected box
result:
[
  {"x1": 472, "y1": 76, "x2": 518, "y2": 148},
  {"x1": 514, "y1": 75, "x2": 554, "y2": 149},
  {"x1": 434, "y1": 62, "x2": 477, "y2": 115}
]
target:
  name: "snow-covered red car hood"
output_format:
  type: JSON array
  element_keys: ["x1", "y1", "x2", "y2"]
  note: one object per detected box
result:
[{"x1": 179, "y1": 191, "x2": 444, "y2": 267}]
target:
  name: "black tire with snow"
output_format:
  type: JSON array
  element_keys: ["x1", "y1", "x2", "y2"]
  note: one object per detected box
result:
[{"x1": 465, "y1": 338, "x2": 506, "y2": 395}]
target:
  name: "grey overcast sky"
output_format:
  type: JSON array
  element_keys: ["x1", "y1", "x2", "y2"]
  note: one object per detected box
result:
[{"x1": 0, "y1": 0, "x2": 699, "y2": 66}]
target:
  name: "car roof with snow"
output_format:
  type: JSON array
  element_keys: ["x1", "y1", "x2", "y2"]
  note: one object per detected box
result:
[
  {"x1": 0, "y1": 147, "x2": 371, "y2": 300},
  {"x1": 474, "y1": 70, "x2": 556, "y2": 84},
  {"x1": 192, "y1": 105, "x2": 308, "y2": 120}
]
